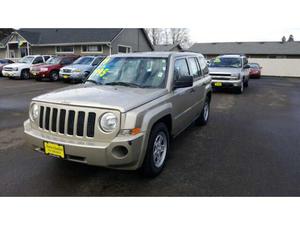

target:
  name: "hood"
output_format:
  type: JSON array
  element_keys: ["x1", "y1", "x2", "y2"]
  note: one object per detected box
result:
[
  {"x1": 63, "y1": 64, "x2": 93, "y2": 71},
  {"x1": 33, "y1": 84, "x2": 168, "y2": 112},
  {"x1": 4, "y1": 63, "x2": 29, "y2": 68},
  {"x1": 33, "y1": 63, "x2": 59, "y2": 69},
  {"x1": 209, "y1": 67, "x2": 242, "y2": 75}
]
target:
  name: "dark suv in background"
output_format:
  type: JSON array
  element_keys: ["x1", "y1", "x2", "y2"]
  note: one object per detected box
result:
[{"x1": 30, "y1": 55, "x2": 79, "y2": 81}]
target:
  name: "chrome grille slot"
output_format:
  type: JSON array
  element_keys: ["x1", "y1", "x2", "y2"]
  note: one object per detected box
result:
[
  {"x1": 67, "y1": 110, "x2": 75, "y2": 135},
  {"x1": 39, "y1": 106, "x2": 44, "y2": 128},
  {"x1": 87, "y1": 112, "x2": 96, "y2": 137},
  {"x1": 77, "y1": 111, "x2": 85, "y2": 136},
  {"x1": 51, "y1": 108, "x2": 58, "y2": 132},
  {"x1": 59, "y1": 109, "x2": 66, "y2": 134},
  {"x1": 45, "y1": 107, "x2": 51, "y2": 130}
]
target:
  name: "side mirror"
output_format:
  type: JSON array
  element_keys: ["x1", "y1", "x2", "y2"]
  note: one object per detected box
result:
[
  {"x1": 244, "y1": 64, "x2": 250, "y2": 69},
  {"x1": 174, "y1": 76, "x2": 193, "y2": 89}
]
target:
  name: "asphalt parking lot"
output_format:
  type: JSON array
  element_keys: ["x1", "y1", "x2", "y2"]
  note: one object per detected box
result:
[{"x1": 0, "y1": 76, "x2": 300, "y2": 196}]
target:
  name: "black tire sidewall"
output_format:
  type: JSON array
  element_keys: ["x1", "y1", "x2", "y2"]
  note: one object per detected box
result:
[
  {"x1": 50, "y1": 71, "x2": 59, "y2": 81},
  {"x1": 141, "y1": 122, "x2": 170, "y2": 177},
  {"x1": 21, "y1": 70, "x2": 29, "y2": 80}
]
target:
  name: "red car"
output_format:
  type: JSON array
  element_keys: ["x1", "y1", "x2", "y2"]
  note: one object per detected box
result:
[
  {"x1": 30, "y1": 55, "x2": 79, "y2": 81},
  {"x1": 0, "y1": 59, "x2": 15, "y2": 76},
  {"x1": 249, "y1": 63, "x2": 262, "y2": 78}
]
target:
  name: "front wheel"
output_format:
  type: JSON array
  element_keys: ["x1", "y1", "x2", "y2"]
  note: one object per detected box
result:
[
  {"x1": 20, "y1": 70, "x2": 30, "y2": 80},
  {"x1": 140, "y1": 122, "x2": 170, "y2": 177},
  {"x1": 236, "y1": 80, "x2": 244, "y2": 94}
]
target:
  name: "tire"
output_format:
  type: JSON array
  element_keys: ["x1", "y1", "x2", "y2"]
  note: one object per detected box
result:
[
  {"x1": 244, "y1": 79, "x2": 249, "y2": 88},
  {"x1": 20, "y1": 69, "x2": 30, "y2": 80},
  {"x1": 50, "y1": 71, "x2": 59, "y2": 81},
  {"x1": 140, "y1": 122, "x2": 170, "y2": 177},
  {"x1": 196, "y1": 97, "x2": 210, "y2": 126},
  {"x1": 35, "y1": 77, "x2": 42, "y2": 81},
  {"x1": 236, "y1": 80, "x2": 244, "y2": 94}
]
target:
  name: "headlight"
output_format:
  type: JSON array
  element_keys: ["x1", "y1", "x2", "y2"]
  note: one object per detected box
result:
[
  {"x1": 12, "y1": 67, "x2": 18, "y2": 71},
  {"x1": 99, "y1": 113, "x2": 118, "y2": 133},
  {"x1": 40, "y1": 68, "x2": 48, "y2": 72},
  {"x1": 30, "y1": 103, "x2": 39, "y2": 121},
  {"x1": 231, "y1": 73, "x2": 240, "y2": 80},
  {"x1": 73, "y1": 69, "x2": 81, "y2": 73}
]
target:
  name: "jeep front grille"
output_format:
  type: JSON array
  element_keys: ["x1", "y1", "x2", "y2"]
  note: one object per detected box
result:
[{"x1": 39, "y1": 106, "x2": 96, "y2": 138}]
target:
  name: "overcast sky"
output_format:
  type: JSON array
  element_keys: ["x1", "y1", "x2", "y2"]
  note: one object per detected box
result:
[{"x1": 2, "y1": 0, "x2": 300, "y2": 44}]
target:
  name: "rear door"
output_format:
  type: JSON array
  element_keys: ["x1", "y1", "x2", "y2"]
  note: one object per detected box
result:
[{"x1": 187, "y1": 56, "x2": 205, "y2": 118}]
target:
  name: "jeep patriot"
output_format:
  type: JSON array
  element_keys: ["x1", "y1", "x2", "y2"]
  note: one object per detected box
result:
[{"x1": 24, "y1": 52, "x2": 212, "y2": 177}]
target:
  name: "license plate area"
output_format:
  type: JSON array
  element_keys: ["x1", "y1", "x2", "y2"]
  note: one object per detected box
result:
[
  {"x1": 214, "y1": 82, "x2": 222, "y2": 87},
  {"x1": 44, "y1": 141, "x2": 65, "y2": 158}
]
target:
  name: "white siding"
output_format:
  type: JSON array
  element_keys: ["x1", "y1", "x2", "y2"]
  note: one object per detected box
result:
[{"x1": 249, "y1": 58, "x2": 300, "y2": 77}]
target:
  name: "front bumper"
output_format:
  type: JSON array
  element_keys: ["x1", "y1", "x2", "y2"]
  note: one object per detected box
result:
[
  {"x1": 24, "y1": 119, "x2": 145, "y2": 170},
  {"x1": 59, "y1": 72, "x2": 85, "y2": 81},
  {"x1": 2, "y1": 70, "x2": 20, "y2": 77},
  {"x1": 211, "y1": 79, "x2": 242, "y2": 88},
  {"x1": 31, "y1": 71, "x2": 50, "y2": 78}
]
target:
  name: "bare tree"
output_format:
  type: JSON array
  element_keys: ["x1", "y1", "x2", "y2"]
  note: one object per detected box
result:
[
  {"x1": 168, "y1": 28, "x2": 191, "y2": 48},
  {"x1": 145, "y1": 28, "x2": 163, "y2": 45},
  {"x1": 288, "y1": 34, "x2": 294, "y2": 42},
  {"x1": 145, "y1": 28, "x2": 192, "y2": 49}
]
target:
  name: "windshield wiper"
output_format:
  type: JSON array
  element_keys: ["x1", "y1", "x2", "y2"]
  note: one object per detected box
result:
[{"x1": 104, "y1": 81, "x2": 141, "y2": 88}]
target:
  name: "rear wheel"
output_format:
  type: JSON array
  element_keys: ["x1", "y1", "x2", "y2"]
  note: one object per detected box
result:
[
  {"x1": 196, "y1": 97, "x2": 210, "y2": 126},
  {"x1": 50, "y1": 71, "x2": 59, "y2": 81},
  {"x1": 140, "y1": 122, "x2": 169, "y2": 177},
  {"x1": 20, "y1": 69, "x2": 30, "y2": 80}
]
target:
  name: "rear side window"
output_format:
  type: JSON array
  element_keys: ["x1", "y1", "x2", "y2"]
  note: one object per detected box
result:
[
  {"x1": 61, "y1": 57, "x2": 75, "y2": 65},
  {"x1": 174, "y1": 58, "x2": 190, "y2": 79},
  {"x1": 188, "y1": 57, "x2": 201, "y2": 78},
  {"x1": 33, "y1": 56, "x2": 44, "y2": 64},
  {"x1": 198, "y1": 57, "x2": 209, "y2": 75},
  {"x1": 44, "y1": 56, "x2": 50, "y2": 61},
  {"x1": 92, "y1": 57, "x2": 103, "y2": 66}
]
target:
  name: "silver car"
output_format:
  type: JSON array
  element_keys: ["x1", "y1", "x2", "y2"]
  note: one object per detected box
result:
[
  {"x1": 209, "y1": 55, "x2": 250, "y2": 93},
  {"x1": 59, "y1": 56, "x2": 105, "y2": 82},
  {"x1": 24, "y1": 52, "x2": 212, "y2": 177}
]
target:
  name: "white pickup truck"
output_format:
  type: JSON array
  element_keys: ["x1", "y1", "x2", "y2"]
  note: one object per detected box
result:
[{"x1": 2, "y1": 55, "x2": 50, "y2": 79}]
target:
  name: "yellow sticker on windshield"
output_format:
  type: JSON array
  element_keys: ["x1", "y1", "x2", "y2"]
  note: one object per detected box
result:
[
  {"x1": 214, "y1": 58, "x2": 221, "y2": 63},
  {"x1": 95, "y1": 68, "x2": 110, "y2": 77}
]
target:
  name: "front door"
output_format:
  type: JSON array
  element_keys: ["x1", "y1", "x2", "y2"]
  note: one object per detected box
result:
[{"x1": 171, "y1": 57, "x2": 196, "y2": 135}]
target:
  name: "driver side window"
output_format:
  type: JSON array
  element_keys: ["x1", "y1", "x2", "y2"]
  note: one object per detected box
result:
[
  {"x1": 174, "y1": 58, "x2": 190, "y2": 80},
  {"x1": 33, "y1": 57, "x2": 43, "y2": 64}
]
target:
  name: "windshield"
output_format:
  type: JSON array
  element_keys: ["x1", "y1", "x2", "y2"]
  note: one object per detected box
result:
[
  {"x1": 19, "y1": 56, "x2": 34, "y2": 64},
  {"x1": 87, "y1": 57, "x2": 168, "y2": 88},
  {"x1": 209, "y1": 57, "x2": 242, "y2": 68},
  {"x1": 73, "y1": 57, "x2": 94, "y2": 65},
  {"x1": 249, "y1": 63, "x2": 259, "y2": 68},
  {"x1": 46, "y1": 57, "x2": 61, "y2": 65}
]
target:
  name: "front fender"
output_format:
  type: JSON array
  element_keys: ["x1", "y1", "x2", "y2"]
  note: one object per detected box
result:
[{"x1": 136, "y1": 103, "x2": 173, "y2": 168}]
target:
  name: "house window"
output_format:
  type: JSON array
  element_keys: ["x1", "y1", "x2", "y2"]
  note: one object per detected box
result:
[
  {"x1": 82, "y1": 45, "x2": 103, "y2": 53},
  {"x1": 118, "y1": 45, "x2": 132, "y2": 53},
  {"x1": 55, "y1": 46, "x2": 74, "y2": 53}
]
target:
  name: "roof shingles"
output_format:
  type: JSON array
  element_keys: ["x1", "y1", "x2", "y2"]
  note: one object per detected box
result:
[{"x1": 189, "y1": 42, "x2": 300, "y2": 55}]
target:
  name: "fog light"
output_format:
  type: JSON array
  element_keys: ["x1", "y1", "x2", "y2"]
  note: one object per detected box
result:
[{"x1": 112, "y1": 146, "x2": 128, "y2": 159}]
